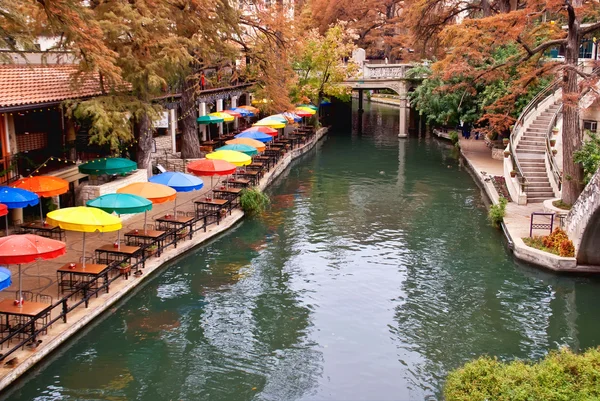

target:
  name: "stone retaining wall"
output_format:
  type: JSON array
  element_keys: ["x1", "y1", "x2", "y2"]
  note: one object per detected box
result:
[{"x1": 76, "y1": 169, "x2": 148, "y2": 205}]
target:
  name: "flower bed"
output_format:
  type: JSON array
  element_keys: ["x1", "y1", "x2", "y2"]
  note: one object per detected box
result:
[{"x1": 492, "y1": 176, "x2": 512, "y2": 202}]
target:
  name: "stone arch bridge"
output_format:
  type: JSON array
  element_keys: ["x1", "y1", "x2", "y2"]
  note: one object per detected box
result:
[
  {"x1": 343, "y1": 64, "x2": 419, "y2": 137},
  {"x1": 565, "y1": 167, "x2": 600, "y2": 266}
]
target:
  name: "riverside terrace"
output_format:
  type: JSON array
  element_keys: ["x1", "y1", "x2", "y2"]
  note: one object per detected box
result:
[{"x1": 0, "y1": 127, "x2": 317, "y2": 376}]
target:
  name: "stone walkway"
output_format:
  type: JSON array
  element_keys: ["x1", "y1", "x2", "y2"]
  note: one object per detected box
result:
[{"x1": 459, "y1": 137, "x2": 599, "y2": 272}]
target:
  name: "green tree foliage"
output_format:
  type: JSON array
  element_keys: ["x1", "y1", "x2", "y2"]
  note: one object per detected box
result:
[
  {"x1": 574, "y1": 132, "x2": 600, "y2": 185},
  {"x1": 445, "y1": 347, "x2": 600, "y2": 401},
  {"x1": 292, "y1": 23, "x2": 357, "y2": 106},
  {"x1": 240, "y1": 188, "x2": 270, "y2": 217}
]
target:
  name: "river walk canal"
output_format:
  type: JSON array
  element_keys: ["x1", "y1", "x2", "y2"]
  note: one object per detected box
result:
[{"x1": 4, "y1": 103, "x2": 600, "y2": 400}]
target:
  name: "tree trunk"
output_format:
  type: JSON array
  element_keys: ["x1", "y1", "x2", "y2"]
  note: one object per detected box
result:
[
  {"x1": 136, "y1": 112, "x2": 154, "y2": 179},
  {"x1": 561, "y1": 7, "x2": 584, "y2": 204},
  {"x1": 481, "y1": 0, "x2": 491, "y2": 17},
  {"x1": 180, "y1": 73, "x2": 203, "y2": 159}
]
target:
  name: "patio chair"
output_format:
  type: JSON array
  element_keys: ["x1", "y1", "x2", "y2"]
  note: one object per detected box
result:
[
  {"x1": 15, "y1": 290, "x2": 34, "y2": 302},
  {"x1": 34, "y1": 294, "x2": 53, "y2": 334}
]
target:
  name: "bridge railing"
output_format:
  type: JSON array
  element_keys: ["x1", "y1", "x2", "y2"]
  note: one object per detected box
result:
[{"x1": 361, "y1": 64, "x2": 413, "y2": 79}]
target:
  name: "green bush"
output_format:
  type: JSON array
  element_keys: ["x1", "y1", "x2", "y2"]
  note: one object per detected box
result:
[
  {"x1": 488, "y1": 196, "x2": 507, "y2": 228},
  {"x1": 240, "y1": 188, "x2": 270, "y2": 217},
  {"x1": 449, "y1": 130, "x2": 459, "y2": 145},
  {"x1": 574, "y1": 131, "x2": 600, "y2": 184},
  {"x1": 445, "y1": 347, "x2": 600, "y2": 401}
]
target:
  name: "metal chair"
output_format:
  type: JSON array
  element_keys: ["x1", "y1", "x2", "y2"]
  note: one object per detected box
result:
[
  {"x1": 15, "y1": 290, "x2": 34, "y2": 302},
  {"x1": 34, "y1": 294, "x2": 53, "y2": 334}
]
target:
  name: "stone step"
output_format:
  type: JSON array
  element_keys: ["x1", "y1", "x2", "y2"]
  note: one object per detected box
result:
[
  {"x1": 520, "y1": 140, "x2": 545, "y2": 147},
  {"x1": 522, "y1": 134, "x2": 547, "y2": 140},
  {"x1": 527, "y1": 182, "x2": 552, "y2": 188},
  {"x1": 522, "y1": 167, "x2": 547, "y2": 173},
  {"x1": 524, "y1": 172, "x2": 549, "y2": 178},
  {"x1": 525, "y1": 128, "x2": 548, "y2": 134},
  {"x1": 517, "y1": 147, "x2": 545, "y2": 154}
]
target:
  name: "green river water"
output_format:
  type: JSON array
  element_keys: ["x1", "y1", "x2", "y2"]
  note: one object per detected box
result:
[{"x1": 4, "y1": 103, "x2": 600, "y2": 401}]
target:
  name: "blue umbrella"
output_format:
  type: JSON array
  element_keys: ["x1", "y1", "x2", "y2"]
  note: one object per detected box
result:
[
  {"x1": 0, "y1": 187, "x2": 39, "y2": 209},
  {"x1": 0, "y1": 267, "x2": 11, "y2": 291},
  {"x1": 149, "y1": 172, "x2": 204, "y2": 213},
  {"x1": 235, "y1": 131, "x2": 273, "y2": 143},
  {"x1": 283, "y1": 112, "x2": 302, "y2": 122},
  {"x1": 231, "y1": 108, "x2": 254, "y2": 117}
]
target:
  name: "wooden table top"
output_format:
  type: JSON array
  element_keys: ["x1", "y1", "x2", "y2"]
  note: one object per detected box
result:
[
  {"x1": 58, "y1": 263, "x2": 108, "y2": 274},
  {"x1": 0, "y1": 299, "x2": 51, "y2": 317},
  {"x1": 238, "y1": 170, "x2": 259, "y2": 176},
  {"x1": 21, "y1": 222, "x2": 58, "y2": 231},
  {"x1": 96, "y1": 244, "x2": 141, "y2": 255},
  {"x1": 213, "y1": 187, "x2": 242, "y2": 194},
  {"x1": 226, "y1": 178, "x2": 250, "y2": 184},
  {"x1": 125, "y1": 229, "x2": 166, "y2": 238},
  {"x1": 155, "y1": 216, "x2": 194, "y2": 224},
  {"x1": 195, "y1": 198, "x2": 229, "y2": 206}
]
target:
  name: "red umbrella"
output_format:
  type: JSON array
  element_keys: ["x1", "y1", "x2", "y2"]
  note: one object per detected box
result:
[
  {"x1": 242, "y1": 126, "x2": 278, "y2": 136},
  {"x1": 187, "y1": 159, "x2": 236, "y2": 176},
  {"x1": 0, "y1": 204, "x2": 7, "y2": 236},
  {"x1": 187, "y1": 159, "x2": 237, "y2": 189},
  {"x1": 0, "y1": 234, "x2": 66, "y2": 305}
]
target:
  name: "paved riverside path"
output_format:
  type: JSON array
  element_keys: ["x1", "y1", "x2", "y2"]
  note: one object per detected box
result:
[{"x1": 459, "y1": 137, "x2": 599, "y2": 272}]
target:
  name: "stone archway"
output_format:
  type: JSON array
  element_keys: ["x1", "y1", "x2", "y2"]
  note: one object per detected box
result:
[{"x1": 565, "y1": 167, "x2": 600, "y2": 265}]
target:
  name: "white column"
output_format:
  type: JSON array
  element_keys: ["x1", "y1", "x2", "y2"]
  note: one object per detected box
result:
[
  {"x1": 168, "y1": 108, "x2": 177, "y2": 153},
  {"x1": 398, "y1": 82, "x2": 408, "y2": 138},
  {"x1": 246, "y1": 93, "x2": 252, "y2": 106},
  {"x1": 231, "y1": 96, "x2": 238, "y2": 129},
  {"x1": 217, "y1": 99, "x2": 224, "y2": 136},
  {"x1": 199, "y1": 102, "x2": 207, "y2": 141}
]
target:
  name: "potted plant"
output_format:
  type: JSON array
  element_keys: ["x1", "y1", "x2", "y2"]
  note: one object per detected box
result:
[
  {"x1": 552, "y1": 126, "x2": 559, "y2": 133},
  {"x1": 552, "y1": 149, "x2": 558, "y2": 156},
  {"x1": 550, "y1": 138, "x2": 556, "y2": 147},
  {"x1": 118, "y1": 262, "x2": 131, "y2": 275},
  {"x1": 177, "y1": 228, "x2": 189, "y2": 239},
  {"x1": 510, "y1": 170, "x2": 517, "y2": 178},
  {"x1": 504, "y1": 150, "x2": 510, "y2": 158},
  {"x1": 502, "y1": 137, "x2": 509, "y2": 146},
  {"x1": 146, "y1": 244, "x2": 158, "y2": 257}
]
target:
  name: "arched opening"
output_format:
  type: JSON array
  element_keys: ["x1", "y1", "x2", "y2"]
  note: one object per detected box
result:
[{"x1": 577, "y1": 208, "x2": 600, "y2": 265}]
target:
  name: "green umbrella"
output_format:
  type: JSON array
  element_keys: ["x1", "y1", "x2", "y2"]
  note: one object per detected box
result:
[
  {"x1": 197, "y1": 115, "x2": 224, "y2": 124},
  {"x1": 297, "y1": 104, "x2": 318, "y2": 111},
  {"x1": 216, "y1": 144, "x2": 259, "y2": 156},
  {"x1": 86, "y1": 193, "x2": 152, "y2": 248},
  {"x1": 78, "y1": 157, "x2": 137, "y2": 175}
]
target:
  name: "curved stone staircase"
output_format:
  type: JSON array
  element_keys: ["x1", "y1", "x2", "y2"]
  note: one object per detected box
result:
[{"x1": 515, "y1": 103, "x2": 560, "y2": 203}]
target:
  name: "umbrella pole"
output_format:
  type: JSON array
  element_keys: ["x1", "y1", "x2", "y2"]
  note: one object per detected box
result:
[
  {"x1": 174, "y1": 197, "x2": 177, "y2": 215},
  {"x1": 82, "y1": 232, "x2": 86, "y2": 268},
  {"x1": 144, "y1": 210, "x2": 148, "y2": 234},
  {"x1": 18, "y1": 264, "x2": 22, "y2": 307},
  {"x1": 39, "y1": 201, "x2": 44, "y2": 225},
  {"x1": 5, "y1": 215, "x2": 8, "y2": 236}
]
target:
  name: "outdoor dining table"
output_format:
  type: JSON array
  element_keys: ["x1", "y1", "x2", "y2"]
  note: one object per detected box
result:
[
  {"x1": 237, "y1": 170, "x2": 260, "y2": 185},
  {"x1": 57, "y1": 262, "x2": 109, "y2": 295},
  {"x1": 124, "y1": 229, "x2": 168, "y2": 257},
  {"x1": 154, "y1": 215, "x2": 194, "y2": 241},
  {"x1": 194, "y1": 198, "x2": 230, "y2": 223},
  {"x1": 19, "y1": 222, "x2": 65, "y2": 240},
  {"x1": 253, "y1": 156, "x2": 272, "y2": 170},
  {"x1": 212, "y1": 187, "x2": 242, "y2": 208},
  {"x1": 0, "y1": 298, "x2": 52, "y2": 339},
  {"x1": 223, "y1": 178, "x2": 250, "y2": 188},
  {"x1": 95, "y1": 244, "x2": 142, "y2": 269}
]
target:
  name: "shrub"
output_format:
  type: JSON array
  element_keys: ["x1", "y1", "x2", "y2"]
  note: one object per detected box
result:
[
  {"x1": 488, "y1": 196, "x2": 507, "y2": 228},
  {"x1": 574, "y1": 131, "x2": 600, "y2": 184},
  {"x1": 240, "y1": 188, "x2": 270, "y2": 217},
  {"x1": 523, "y1": 228, "x2": 575, "y2": 257},
  {"x1": 445, "y1": 347, "x2": 600, "y2": 401}
]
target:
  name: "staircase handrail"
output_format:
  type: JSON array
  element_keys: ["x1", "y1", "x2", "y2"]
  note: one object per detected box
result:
[
  {"x1": 546, "y1": 104, "x2": 563, "y2": 191},
  {"x1": 509, "y1": 78, "x2": 562, "y2": 191}
]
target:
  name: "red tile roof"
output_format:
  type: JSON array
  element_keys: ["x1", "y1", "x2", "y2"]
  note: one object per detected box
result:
[{"x1": 0, "y1": 64, "x2": 105, "y2": 108}]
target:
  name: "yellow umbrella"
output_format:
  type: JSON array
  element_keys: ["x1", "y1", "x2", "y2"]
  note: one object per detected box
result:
[
  {"x1": 225, "y1": 138, "x2": 265, "y2": 152},
  {"x1": 47, "y1": 206, "x2": 122, "y2": 267},
  {"x1": 206, "y1": 150, "x2": 251, "y2": 166},
  {"x1": 295, "y1": 106, "x2": 317, "y2": 115},
  {"x1": 209, "y1": 112, "x2": 235, "y2": 122},
  {"x1": 253, "y1": 119, "x2": 286, "y2": 129}
]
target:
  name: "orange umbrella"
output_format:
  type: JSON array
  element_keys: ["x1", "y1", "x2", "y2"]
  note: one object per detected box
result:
[
  {"x1": 238, "y1": 105, "x2": 260, "y2": 114},
  {"x1": 225, "y1": 138, "x2": 266, "y2": 152},
  {"x1": 117, "y1": 182, "x2": 176, "y2": 231},
  {"x1": 13, "y1": 176, "x2": 69, "y2": 224}
]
